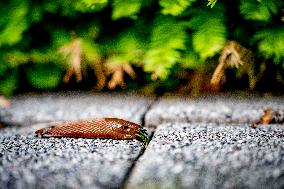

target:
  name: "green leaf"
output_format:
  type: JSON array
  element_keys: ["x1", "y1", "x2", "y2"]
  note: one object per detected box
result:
[
  {"x1": 30, "y1": 4, "x2": 43, "y2": 23},
  {"x1": 82, "y1": 39, "x2": 101, "y2": 61},
  {"x1": 103, "y1": 24, "x2": 146, "y2": 65},
  {"x1": 181, "y1": 50, "x2": 202, "y2": 69},
  {"x1": 4, "y1": 51, "x2": 30, "y2": 67},
  {"x1": 144, "y1": 17, "x2": 187, "y2": 79},
  {"x1": 207, "y1": 0, "x2": 217, "y2": 8},
  {"x1": 159, "y1": 0, "x2": 196, "y2": 16},
  {"x1": 0, "y1": 71, "x2": 18, "y2": 97},
  {"x1": 187, "y1": 5, "x2": 227, "y2": 60},
  {"x1": 253, "y1": 27, "x2": 284, "y2": 64},
  {"x1": 51, "y1": 29, "x2": 72, "y2": 48},
  {"x1": 240, "y1": 0, "x2": 284, "y2": 22},
  {"x1": 0, "y1": 62, "x2": 9, "y2": 77},
  {"x1": 25, "y1": 63, "x2": 63, "y2": 90},
  {"x1": 112, "y1": 0, "x2": 142, "y2": 20},
  {"x1": 0, "y1": 0, "x2": 29, "y2": 47},
  {"x1": 75, "y1": 0, "x2": 108, "y2": 13}
]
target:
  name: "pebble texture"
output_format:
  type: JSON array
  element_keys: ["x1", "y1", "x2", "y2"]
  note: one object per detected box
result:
[
  {"x1": 145, "y1": 95, "x2": 284, "y2": 126},
  {"x1": 127, "y1": 123, "x2": 284, "y2": 189},
  {"x1": 0, "y1": 124, "x2": 144, "y2": 189},
  {"x1": 1, "y1": 93, "x2": 284, "y2": 189},
  {"x1": 0, "y1": 92, "x2": 154, "y2": 126}
]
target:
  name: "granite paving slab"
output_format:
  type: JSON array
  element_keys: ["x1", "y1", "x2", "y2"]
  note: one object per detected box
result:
[
  {"x1": 127, "y1": 123, "x2": 284, "y2": 189},
  {"x1": 0, "y1": 92, "x2": 154, "y2": 126},
  {"x1": 145, "y1": 95, "x2": 284, "y2": 126},
  {"x1": 0, "y1": 123, "x2": 145, "y2": 189}
]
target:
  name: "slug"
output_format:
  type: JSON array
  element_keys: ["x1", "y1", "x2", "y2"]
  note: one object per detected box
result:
[{"x1": 35, "y1": 118, "x2": 149, "y2": 146}]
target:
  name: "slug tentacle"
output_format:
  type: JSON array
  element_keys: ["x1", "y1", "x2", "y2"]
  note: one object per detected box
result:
[
  {"x1": 136, "y1": 128, "x2": 150, "y2": 146},
  {"x1": 35, "y1": 118, "x2": 149, "y2": 146}
]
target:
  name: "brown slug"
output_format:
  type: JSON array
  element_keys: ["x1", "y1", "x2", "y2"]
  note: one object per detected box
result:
[{"x1": 35, "y1": 118, "x2": 149, "y2": 146}]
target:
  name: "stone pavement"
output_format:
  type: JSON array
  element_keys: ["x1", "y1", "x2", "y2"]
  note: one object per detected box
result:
[{"x1": 0, "y1": 93, "x2": 283, "y2": 189}]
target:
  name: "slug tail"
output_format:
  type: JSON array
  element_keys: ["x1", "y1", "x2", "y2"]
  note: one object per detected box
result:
[{"x1": 35, "y1": 128, "x2": 45, "y2": 138}]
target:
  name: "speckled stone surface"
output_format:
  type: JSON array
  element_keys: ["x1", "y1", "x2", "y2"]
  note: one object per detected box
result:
[
  {"x1": 0, "y1": 92, "x2": 154, "y2": 126},
  {"x1": 1, "y1": 93, "x2": 284, "y2": 189},
  {"x1": 0, "y1": 92, "x2": 154, "y2": 189},
  {"x1": 145, "y1": 95, "x2": 284, "y2": 126},
  {"x1": 127, "y1": 123, "x2": 284, "y2": 189},
  {"x1": 0, "y1": 123, "x2": 145, "y2": 189}
]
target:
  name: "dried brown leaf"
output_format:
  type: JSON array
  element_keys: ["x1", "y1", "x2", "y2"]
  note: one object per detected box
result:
[
  {"x1": 92, "y1": 59, "x2": 106, "y2": 90},
  {"x1": 251, "y1": 108, "x2": 273, "y2": 128},
  {"x1": 108, "y1": 67, "x2": 125, "y2": 89},
  {"x1": 122, "y1": 64, "x2": 136, "y2": 79},
  {"x1": 58, "y1": 39, "x2": 83, "y2": 83},
  {"x1": 210, "y1": 41, "x2": 258, "y2": 90},
  {"x1": 106, "y1": 63, "x2": 136, "y2": 89},
  {"x1": 210, "y1": 61, "x2": 226, "y2": 88}
]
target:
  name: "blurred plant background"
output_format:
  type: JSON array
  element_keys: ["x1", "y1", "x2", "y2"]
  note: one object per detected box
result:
[{"x1": 0, "y1": 0, "x2": 283, "y2": 97}]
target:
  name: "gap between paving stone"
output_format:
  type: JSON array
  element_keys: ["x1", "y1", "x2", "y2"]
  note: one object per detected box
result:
[
  {"x1": 0, "y1": 93, "x2": 157, "y2": 189},
  {"x1": 123, "y1": 95, "x2": 284, "y2": 189},
  {"x1": 121, "y1": 128, "x2": 157, "y2": 189},
  {"x1": 2, "y1": 94, "x2": 283, "y2": 188},
  {"x1": 121, "y1": 97, "x2": 158, "y2": 188},
  {"x1": 126, "y1": 122, "x2": 284, "y2": 189}
]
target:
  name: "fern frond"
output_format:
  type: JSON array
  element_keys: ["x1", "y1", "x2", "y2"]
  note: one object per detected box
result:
[
  {"x1": 25, "y1": 63, "x2": 62, "y2": 90},
  {"x1": 75, "y1": 0, "x2": 108, "y2": 13},
  {"x1": 253, "y1": 27, "x2": 284, "y2": 64},
  {"x1": 181, "y1": 50, "x2": 202, "y2": 69},
  {"x1": 159, "y1": 0, "x2": 196, "y2": 16},
  {"x1": 144, "y1": 17, "x2": 187, "y2": 79},
  {"x1": 240, "y1": 0, "x2": 284, "y2": 22},
  {"x1": 51, "y1": 29, "x2": 72, "y2": 49},
  {"x1": 0, "y1": 0, "x2": 29, "y2": 47},
  {"x1": 187, "y1": 4, "x2": 227, "y2": 60},
  {"x1": 0, "y1": 71, "x2": 18, "y2": 97},
  {"x1": 103, "y1": 29, "x2": 144, "y2": 88},
  {"x1": 112, "y1": 0, "x2": 143, "y2": 20},
  {"x1": 207, "y1": 0, "x2": 217, "y2": 8},
  {"x1": 104, "y1": 29, "x2": 144, "y2": 65}
]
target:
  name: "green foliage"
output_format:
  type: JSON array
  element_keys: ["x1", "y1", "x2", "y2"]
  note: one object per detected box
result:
[
  {"x1": 112, "y1": 0, "x2": 142, "y2": 20},
  {"x1": 207, "y1": 0, "x2": 217, "y2": 8},
  {"x1": 0, "y1": 49, "x2": 17, "y2": 97},
  {"x1": 0, "y1": 0, "x2": 29, "y2": 47},
  {"x1": 253, "y1": 27, "x2": 284, "y2": 64},
  {"x1": 159, "y1": 0, "x2": 196, "y2": 16},
  {"x1": 240, "y1": 0, "x2": 284, "y2": 22},
  {"x1": 0, "y1": 0, "x2": 283, "y2": 95},
  {"x1": 0, "y1": 70, "x2": 18, "y2": 97},
  {"x1": 144, "y1": 17, "x2": 187, "y2": 79},
  {"x1": 51, "y1": 29, "x2": 73, "y2": 49},
  {"x1": 77, "y1": 0, "x2": 108, "y2": 12},
  {"x1": 187, "y1": 4, "x2": 227, "y2": 60},
  {"x1": 105, "y1": 32, "x2": 144, "y2": 65},
  {"x1": 181, "y1": 49, "x2": 202, "y2": 69},
  {"x1": 83, "y1": 39, "x2": 101, "y2": 62},
  {"x1": 25, "y1": 63, "x2": 63, "y2": 90},
  {"x1": 41, "y1": 0, "x2": 108, "y2": 15}
]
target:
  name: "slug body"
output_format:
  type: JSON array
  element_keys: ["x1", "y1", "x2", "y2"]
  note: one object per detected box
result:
[{"x1": 35, "y1": 118, "x2": 149, "y2": 145}]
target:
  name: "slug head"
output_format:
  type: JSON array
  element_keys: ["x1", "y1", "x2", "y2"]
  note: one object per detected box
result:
[{"x1": 104, "y1": 118, "x2": 149, "y2": 146}]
